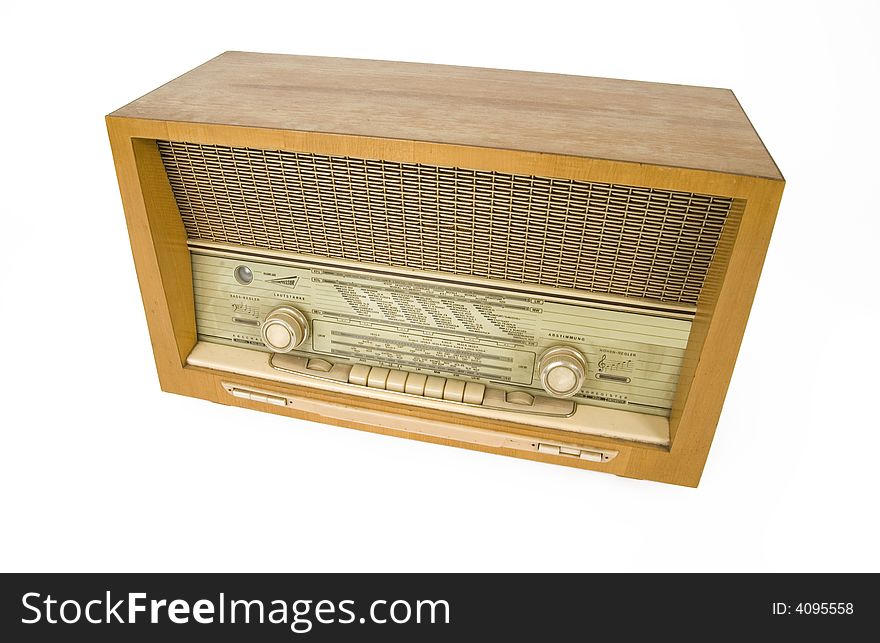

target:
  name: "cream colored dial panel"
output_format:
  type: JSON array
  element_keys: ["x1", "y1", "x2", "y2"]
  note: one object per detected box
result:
[{"x1": 190, "y1": 246, "x2": 692, "y2": 417}]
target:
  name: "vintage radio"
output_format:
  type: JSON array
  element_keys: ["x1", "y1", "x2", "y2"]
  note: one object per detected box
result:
[{"x1": 107, "y1": 52, "x2": 783, "y2": 486}]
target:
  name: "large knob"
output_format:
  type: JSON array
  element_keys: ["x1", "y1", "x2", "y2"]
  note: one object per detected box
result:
[
  {"x1": 538, "y1": 346, "x2": 587, "y2": 398},
  {"x1": 260, "y1": 305, "x2": 309, "y2": 353}
]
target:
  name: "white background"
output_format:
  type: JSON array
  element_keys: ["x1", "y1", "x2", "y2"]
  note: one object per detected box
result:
[{"x1": 0, "y1": 0, "x2": 877, "y2": 572}]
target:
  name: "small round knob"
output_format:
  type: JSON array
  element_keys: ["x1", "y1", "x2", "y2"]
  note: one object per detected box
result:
[
  {"x1": 538, "y1": 346, "x2": 587, "y2": 398},
  {"x1": 261, "y1": 306, "x2": 309, "y2": 353}
]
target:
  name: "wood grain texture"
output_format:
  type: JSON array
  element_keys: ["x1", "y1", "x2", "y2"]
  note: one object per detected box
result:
[{"x1": 111, "y1": 51, "x2": 782, "y2": 179}]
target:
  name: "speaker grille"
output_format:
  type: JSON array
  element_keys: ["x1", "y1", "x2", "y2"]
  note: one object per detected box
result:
[{"x1": 158, "y1": 140, "x2": 736, "y2": 305}]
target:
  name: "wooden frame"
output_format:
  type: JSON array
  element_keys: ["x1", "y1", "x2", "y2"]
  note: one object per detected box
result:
[{"x1": 107, "y1": 53, "x2": 783, "y2": 486}]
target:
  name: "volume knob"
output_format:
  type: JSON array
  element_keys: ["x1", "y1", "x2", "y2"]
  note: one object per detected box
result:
[
  {"x1": 538, "y1": 346, "x2": 587, "y2": 398},
  {"x1": 261, "y1": 306, "x2": 309, "y2": 353}
]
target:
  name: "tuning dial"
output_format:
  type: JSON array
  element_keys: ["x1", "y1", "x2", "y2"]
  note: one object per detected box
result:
[
  {"x1": 538, "y1": 346, "x2": 587, "y2": 398},
  {"x1": 260, "y1": 306, "x2": 309, "y2": 353}
]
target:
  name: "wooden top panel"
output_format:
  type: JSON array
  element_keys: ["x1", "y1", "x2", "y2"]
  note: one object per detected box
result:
[{"x1": 112, "y1": 51, "x2": 782, "y2": 179}]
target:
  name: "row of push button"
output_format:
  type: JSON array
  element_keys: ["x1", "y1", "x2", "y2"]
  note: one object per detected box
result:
[
  {"x1": 270, "y1": 354, "x2": 575, "y2": 416},
  {"x1": 344, "y1": 364, "x2": 486, "y2": 404}
]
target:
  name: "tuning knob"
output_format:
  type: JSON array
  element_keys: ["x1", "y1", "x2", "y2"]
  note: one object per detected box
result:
[
  {"x1": 538, "y1": 346, "x2": 587, "y2": 398},
  {"x1": 260, "y1": 305, "x2": 309, "y2": 353}
]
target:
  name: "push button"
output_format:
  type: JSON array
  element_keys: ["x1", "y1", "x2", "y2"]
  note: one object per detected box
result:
[
  {"x1": 404, "y1": 373, "x2": 428, "y2": 396},
  {"x1": 348, "y1": 364, "x2": 371, "y2": 386},
  {"x1": 443, "y1": 379, "x2": 466, "y2": 402},
  {"x1": 463, "y1": 382, "x2": 486, "y2": 405},
  {"x1": 367, "y1": 367, "x2": 390, "y2": 389},
  {"x1": 424, "y1": 376, "x2": 447, "y2": 399},
  {"x1": 385, "y1": 370, "x2": 409, "y2": 392},
  {"x1": 506, "y1": 391, "x2": 535, "y2": 406},
  {"x1": 306, "y1": 358, "x2": 334, "y2": 372}
]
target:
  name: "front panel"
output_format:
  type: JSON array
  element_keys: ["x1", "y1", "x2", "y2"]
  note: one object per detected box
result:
[
  {"x1": 190, "y1": 243, "x2": 691, "y2": 423},
  {"x1": 144, "y1": 138, "x2": 752, "y2": 448}
]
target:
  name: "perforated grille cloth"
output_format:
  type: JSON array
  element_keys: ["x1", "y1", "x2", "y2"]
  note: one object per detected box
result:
[{"x1": 158, "y1": 140, "x2": 736, "y2": 305}]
